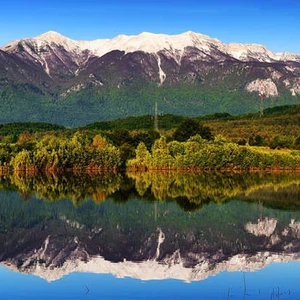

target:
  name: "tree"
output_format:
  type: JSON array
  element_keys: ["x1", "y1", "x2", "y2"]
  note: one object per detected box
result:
[
  {"x1": 92, "y1": 135, "x2": 108, "y2": 148},
  {"x1": 16, "y1": 131, "x2": 35, "y2": 150},
  {"x1": 270, "y1": 135, "x2": 293, "y2": 149},
  {"x1": 127, "y1": 142, "x2": 151, "y2": 170},
  {"x1": 108, "y1": 129, "x2": 132, "y2": 147},
  {"x1": 294, "y1": 135, "x2": 300, "y2": 149},
  {"x1": 173, "y1": 119, "x2": 213, "y2": 142},
  {"x1": 249, "y1": 134, "x2": 265, "y2": 146},
  {"x1": 131, "y1": 130, "x2": 160, "y2": 150},
  {"x1": 151, "y1": 136, "x2": 174, "y2": 168}
]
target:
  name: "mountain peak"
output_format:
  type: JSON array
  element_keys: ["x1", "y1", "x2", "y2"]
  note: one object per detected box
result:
[
  {"x1": 182, "y1": 30, "x2": 203, "y2": 37},
  {"x1": 37, "y1": 31, "x2": 67, "y2": 40},
  {"x1": 139, "y1": 31, "x2": 158, "y2": 37},
  {"x1": 30, "y1": 31, "x2": 83, "y2": 54},
  {"x1": 34, "y1": 31, "x2": 74, "y2": 46}
]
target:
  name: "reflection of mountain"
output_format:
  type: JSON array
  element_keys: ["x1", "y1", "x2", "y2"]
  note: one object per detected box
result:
[
  {"x1": 286, "y1": 219, "x2": 300, "y2": 238},
  {"x1": 245, "y1": 217, "x2": 277, "y2": 237},
  {"x1": 0, "y1": 191, "x2": 299, "y2": 282},
  {"x1": 3, "y1": 248, "x2": 300, "y2": 282}
]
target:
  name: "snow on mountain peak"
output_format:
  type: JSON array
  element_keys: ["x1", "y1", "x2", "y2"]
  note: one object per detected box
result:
[
  {"x1": 227, "y1": 43, "x2": 278, "y2": 62},
  {"x1": 84, "y1": 31, "x2": 225, "y2": 58},
  {"x1": 37, "y1": 30, "x2": 67, "y2": 41},
  {"x1": 1, "y1": 30, "x2": 299, "y2": 64},
  {"x1": 1, "y1": 30, "x2": 81, "y2": 55},
  {"x1": 33, "y1": 31, "x2": 82, "y2": 53}
]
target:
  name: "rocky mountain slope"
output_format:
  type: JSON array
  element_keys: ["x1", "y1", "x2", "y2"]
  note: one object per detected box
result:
[{"x1": 1, "y1": 31, "x2": 300, "y2": 126}]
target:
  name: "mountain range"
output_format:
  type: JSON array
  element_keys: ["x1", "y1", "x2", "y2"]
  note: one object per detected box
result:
[{"x1": 1, "y1": 31, "x2": 300, "y2": 126}]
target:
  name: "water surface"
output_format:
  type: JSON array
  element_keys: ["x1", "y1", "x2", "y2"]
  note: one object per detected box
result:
[{"x1": 0, "y1": 171, "x2": 299, "y2": 299}]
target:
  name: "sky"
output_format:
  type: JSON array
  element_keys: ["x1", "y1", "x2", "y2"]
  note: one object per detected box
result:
[{"x1": 1, "y1": 0, "x2": 300, "y2": 53}]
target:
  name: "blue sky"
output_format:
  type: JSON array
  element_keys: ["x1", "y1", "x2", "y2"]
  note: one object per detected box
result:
[{"x1": 1, "y1": 0, "x2": 299, "y2": 53}]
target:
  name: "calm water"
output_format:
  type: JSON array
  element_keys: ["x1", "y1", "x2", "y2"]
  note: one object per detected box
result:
[{"x1": 0, "y1": 171, "x2": 300, "y2": 299}]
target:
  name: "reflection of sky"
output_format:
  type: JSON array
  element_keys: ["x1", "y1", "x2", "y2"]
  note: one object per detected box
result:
[{"x1": 0, "y1": 262, "x2": 299, "y2": 299}]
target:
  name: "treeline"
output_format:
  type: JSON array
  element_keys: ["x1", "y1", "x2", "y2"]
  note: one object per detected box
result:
[
  {"x1": 128, "y1": 135, "x2": 300, "y2": 171},
  {"x1": 81, "y1": 114, "x2": 187, "y2": 131},
  {"x1": 2, "y1": 107, "x2": 300, "y2": 171},
  {"x1": 73, "y1": 104, "x2": 300, "y2": 150},
  {"x1": 1, "y1": 133, "x2": 121, "y2": 172},
  {"x1": 0, "y1": 122, "x2": 65, "y2": 143},
  {"x1": 0, "y1": 122, "x2": 65, "y2": 136},
  {"x1": 0, "y1": 118, "x2": 213, "y2": 171},
  {"x1": 2, "y1": 103, "x2": 300, "y2": 147}
]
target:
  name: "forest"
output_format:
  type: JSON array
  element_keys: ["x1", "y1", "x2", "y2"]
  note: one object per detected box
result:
[
  {"x1": 1, "y1": 82, "x2": 300, "y2": 127},
  {"x1": 1, "y1": 104, "x2": 300, "y2": 172}
]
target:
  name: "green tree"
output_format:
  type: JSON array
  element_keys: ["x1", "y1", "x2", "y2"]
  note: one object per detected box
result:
[
  {"x1": 108, "y1": 129, "x2": 132, "y2": 147},
  {"x1": 127, "y1": 142, "x2": 151, "y2": 170},
  {"x1": 249, "y1": 134, "x2": 265, "y2": 146},
  {"x1": 270, "y1": 135, "x2": 293, "y2": 149},
  {"x1": 151, "y1": 136, "x2": 174, "y2": 168},
  {"x1": 295, "y1": 135, "x2": 300, "y2": 150},
  {"x1": 173, "y1": 119, "x2": 213, "y2": 142}
]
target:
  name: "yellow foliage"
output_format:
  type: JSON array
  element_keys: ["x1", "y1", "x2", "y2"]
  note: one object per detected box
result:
[{"x1": 92, "y1": 135, "x2": 108, "y2": 148}]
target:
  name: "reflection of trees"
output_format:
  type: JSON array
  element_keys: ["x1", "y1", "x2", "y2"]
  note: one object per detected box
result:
[
  {"x1": 127, "y1": 171, "x2": 300, "y2": 210},
  {"x1": 1, "y1": 171, "x2": 300, "y2": 211},
  {"x1": 0, "y1": 172, "x2": 123, "y2": 206}
]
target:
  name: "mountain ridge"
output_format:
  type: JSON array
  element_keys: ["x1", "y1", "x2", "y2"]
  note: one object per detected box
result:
[
  {"x1": 0, "y1": 30, "x2": 300, "y2": 126},
  {"x1": 2, "y1": 30, "x2": 300, "y2": 63}
]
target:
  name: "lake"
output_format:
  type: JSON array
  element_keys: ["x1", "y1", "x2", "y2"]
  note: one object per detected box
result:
[{"x1": 0, "y1": 171, "x2": 300, "y2": 299}]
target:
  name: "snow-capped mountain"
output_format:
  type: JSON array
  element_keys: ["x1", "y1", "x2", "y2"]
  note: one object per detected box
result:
[
  {"x1": 3, "y1": 30, "x2": 300, "y2": 64},
  {"x1": 0, "y1": 31, "x2": 300, "y2": 125}
]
